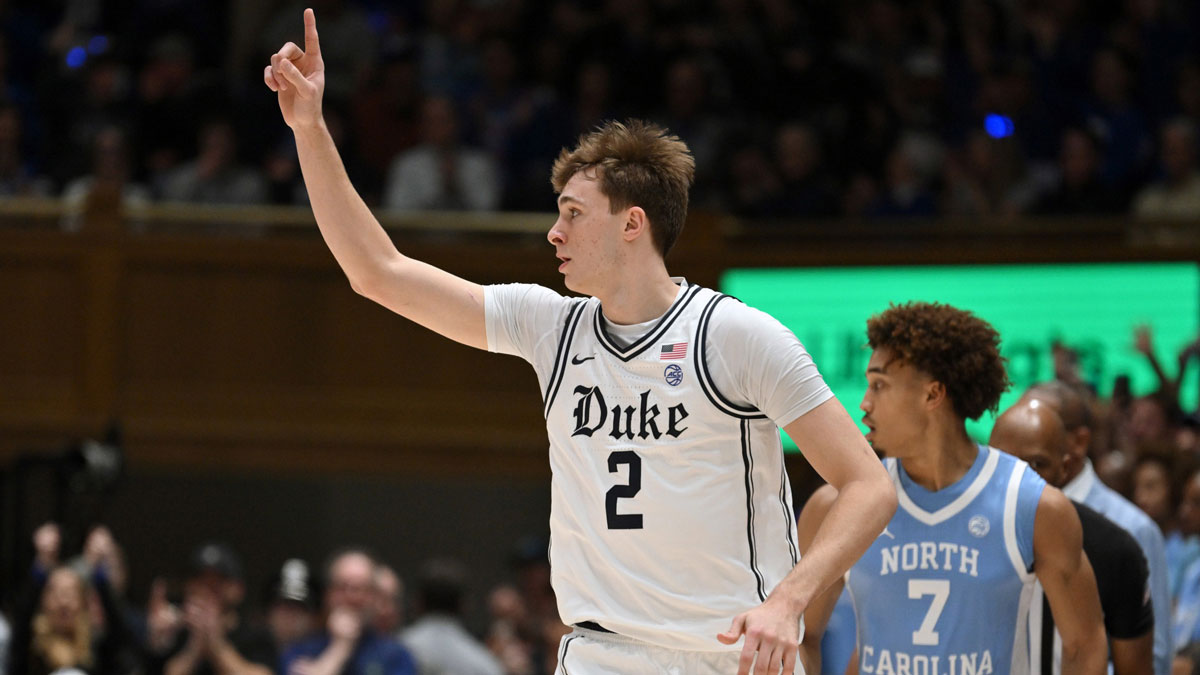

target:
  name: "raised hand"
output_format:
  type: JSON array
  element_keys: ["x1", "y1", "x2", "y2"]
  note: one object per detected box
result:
[
  {"x1": 265, "y1": 8, "x2": 325, "y2": 130},
  {"x1": 146, "y1": 578, "x2": 182, "y2": 652},
  {"x1": 1134, "y1": 324, "x2": 1153, "y2": 357}
]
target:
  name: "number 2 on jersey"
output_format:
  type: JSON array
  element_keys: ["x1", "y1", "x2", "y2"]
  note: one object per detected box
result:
[
  {"x1": 908, "y1": 579, "x2": 950, "y2": 646},
  {"x1": 606, "y1": 451, "x2": 643, "y2": 529}
]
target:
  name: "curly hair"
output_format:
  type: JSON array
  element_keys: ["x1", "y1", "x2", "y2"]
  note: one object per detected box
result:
[
  {"x1": 866, "y1": 301, "x2": 1010, "y2": 421},
  {"x1": 551, "y1": 119, "x2": 695, "y2": 257}
]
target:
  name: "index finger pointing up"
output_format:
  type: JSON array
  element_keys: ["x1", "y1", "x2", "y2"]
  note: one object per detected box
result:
[{"x1": 304, "y1": 8, "x2": 320, "y2": 57}]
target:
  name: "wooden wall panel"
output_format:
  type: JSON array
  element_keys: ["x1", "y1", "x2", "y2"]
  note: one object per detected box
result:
[{"x1": 1, "y1": 211, "x2": 1197, "y2": 478}]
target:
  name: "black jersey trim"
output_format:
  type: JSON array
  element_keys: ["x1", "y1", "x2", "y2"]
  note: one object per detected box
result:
[
  {"x1": 543, "y1": 302, "x2": 586, "y2": 418},
  {"x1": 558, "y1": 634, "x2": 581, "y2": 675},
  {"x1": 592, "y1": 283, "x2": 703, "y2": 362},
  {"x1": 779, "y1": 460, "x2": 799, "y2": 567},
  {"x1": 694, "y1": 294, "x2": 768, "y2": 420},
  {"x1": 742, "y1": 419, "x2": 767, "y2": 602}
]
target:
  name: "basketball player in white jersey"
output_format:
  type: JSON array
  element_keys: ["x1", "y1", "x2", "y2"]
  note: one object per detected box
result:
[
  {"x1": 264, "y1": 9, "x2": 897, "y2": 674},
  {"x1": 797, "y1": 302, "x2": 1106, "y2": 674}
]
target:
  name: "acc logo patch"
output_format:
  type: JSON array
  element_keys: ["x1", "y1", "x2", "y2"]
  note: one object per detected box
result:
[
  {"x1": 968, "y1": 515, "x2": 990, "y2": 538},
  {"x1": 664, "y1": 364, "x2": 683, "y2": 386}
]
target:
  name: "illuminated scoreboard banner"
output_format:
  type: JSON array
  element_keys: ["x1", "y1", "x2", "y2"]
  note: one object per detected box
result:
[{"x1": 721, "y1": 263, "x2": 1200, "y2": 445}]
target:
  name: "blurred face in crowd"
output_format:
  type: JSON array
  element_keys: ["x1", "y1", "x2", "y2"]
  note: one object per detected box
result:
[
  {"x1": 990, "y1": 400, "x2": 1070, "y2": 487},
  {"x1": 1161, "y1": 123, "x2": 1197, "y2": 181},
  {"x1": 1133, "y1": 459, "x2": 1173, "y2": 528},
  {"x1": 42, "y1": 567, "x2": 87, "y2": 635},
  {"x1": 1060, "y1": 130, "x2": 1098, "y2": 188},
  {"x1": 187, "y1": 569, "x2": 244, "y2": 611},
  {"x1": 860, "y1": 349, "x2": 937, "y2": 460},
  {"x1": 372, "y1": 566, "x2": 403, "y2": 634},
  {"x1": 1130, "y1": 396, "x2": 1169, "y2": 444},
  {"x1": 1178, "y1": 472, "x2": 1200, "y2": 536},
  {"x1": 328, "y1": 552, "x2": 376, "y2": 620},
  {"x1": 268, "y1": 600, "x2": 317, "y2": 649}
]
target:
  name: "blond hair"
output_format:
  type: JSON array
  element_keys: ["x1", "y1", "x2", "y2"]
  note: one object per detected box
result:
[{"x1": 551, "y1": 120, "x2": 695, "y2": 257}]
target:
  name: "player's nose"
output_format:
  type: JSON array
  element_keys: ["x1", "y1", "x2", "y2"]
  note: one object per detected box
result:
[{"x1": 547, "y1": 219, "x2": 565, "y2": 246}]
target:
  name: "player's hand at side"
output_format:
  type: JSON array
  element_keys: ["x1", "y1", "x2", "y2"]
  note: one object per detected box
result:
[
  {"x1": 717, "y1": 596, "x2": 801, "y2": 674},
  {"x1": 264, "y1": 8, "x2": 324, "y2": 130}
]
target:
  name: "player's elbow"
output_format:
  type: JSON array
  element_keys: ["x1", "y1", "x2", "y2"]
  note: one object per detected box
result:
[
  {"x1": 1061, "y1": 623, "x2": 1108, "y2": 674},
  {"x1": 870, "y1": 469, "x2": 898, "y2": 524}
]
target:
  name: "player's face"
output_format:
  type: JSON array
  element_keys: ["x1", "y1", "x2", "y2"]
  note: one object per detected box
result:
[
  {"x1": 548, "y1": 172, "x2": 627, "y2": 296},
  {"x1": 860, "y1": 349, "x2": 934, "y2": 458}
]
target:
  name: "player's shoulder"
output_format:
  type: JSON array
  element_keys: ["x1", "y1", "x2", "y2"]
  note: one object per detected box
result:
[{"x1": 703, "y1": 290, "x2": 792, "y2": 338}]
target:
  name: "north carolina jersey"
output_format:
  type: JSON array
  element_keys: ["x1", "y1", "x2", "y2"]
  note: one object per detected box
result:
[
  {"x1": 485, "y1": 279, "x2": 833, "y2": 651},
  {"x1": 847, "y1": 446, "x2": 1045, "y2": 675}
]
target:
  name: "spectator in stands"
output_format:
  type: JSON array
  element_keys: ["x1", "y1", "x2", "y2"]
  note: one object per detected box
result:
[
  {"x1": 61, "y1": 125, "x2": 152, "y2": 232},
  {"x1": 372, "y1": 564, "x2": 403, "y2": 636},
  {"x1": 1133, "y1": 118, "x2": 1200, "y2": 219},
  {"x1": 770, "y1": 122, "x2": 837, "y2": 218},
  {"x1": 991, "y1": 399, "x2": 1154, "y2": 674},
  {"x1": 281, "y1": 549, "x2": 416, "y2": 675},
  {"x1": 9, "y1": 523, "x2": 140, "y2": 675},
  {"x1": 653, "y1": 56, "x2": 725, "y2": 196},
  {"x1": 1170, "y1": 467, "x2": 1200, "y2": 656},
  {"x1": 400, "y1": 558, "x2": 502, "y2": 675},
  {"x1": 153, "y1": 542, "x2": 276, "y2": 675},
  {"x1": 160, "y1": 118, "x2": 267, "y2": 205},
  {"x1": 0, "y1": 100, "x2": 49, "y2": 197},
  {"x1": 1032, "y1": 128, "x2": 1127, "y2": 215},
  {"x1": 264, "y1": 559, "x2": 322, "y2": 656},
  {"x1": 133, "y1": 34, "x2": 206, "y2": 181},
  {"x1": 867, "y1": 141, "x2": 938, "y2": 218},
  {"x1": 382, "y1": 96, "x2": 499, "y2": 211},
  {"x1": 1079, "y1": 46, "x2": 1152, "y2": 190},
  {"x1": 351, "y1": 39, "x2": 423, "y2": 200}
]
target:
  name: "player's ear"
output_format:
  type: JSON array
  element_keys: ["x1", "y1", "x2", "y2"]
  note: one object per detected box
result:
[
  {"x1": 925, "y1": 380, "x2": 947, "y2": 411},
  {"x1": 622, "y1": 206, "x2": 648, "y2": 242}
]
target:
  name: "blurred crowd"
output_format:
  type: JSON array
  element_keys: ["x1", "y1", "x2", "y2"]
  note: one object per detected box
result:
[
  {"x1": 0, "y1": 527, "x2": 567, "y2": 675},
  {"x1": 0, "y1": 0, "x2": 1197, "y2": 221}
]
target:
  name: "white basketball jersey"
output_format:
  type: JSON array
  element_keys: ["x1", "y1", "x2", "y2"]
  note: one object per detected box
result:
[{"x1": 540, "y1": 283, "x2": 800, "y2": 651}]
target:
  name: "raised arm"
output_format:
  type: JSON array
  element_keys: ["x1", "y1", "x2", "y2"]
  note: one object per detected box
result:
[
  {"x1": 718, "y1": 398, "x2": 895, "y2": 675},
  {"x1": 1035, "y1": 488, "x2": 1107, "y2": 675},
  {"x1": 265, "y1": 9, "x2": 486, "y2": 349}
]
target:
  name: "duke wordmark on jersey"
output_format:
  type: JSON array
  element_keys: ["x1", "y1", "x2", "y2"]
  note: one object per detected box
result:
[{"x1": 571, "y1": 385, "x2": 689, "y2": 440}]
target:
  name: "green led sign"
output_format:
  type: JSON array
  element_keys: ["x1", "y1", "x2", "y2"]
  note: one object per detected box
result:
[{"x1": 722, "y1": 263, "x2": 1199, "y2": 445}]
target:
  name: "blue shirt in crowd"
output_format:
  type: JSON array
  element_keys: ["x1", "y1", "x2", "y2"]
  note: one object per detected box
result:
[
  {"x1": 281, "y1": 630, "x2": 417, "y2": 675},
  {"x1": 1064, "y1": 459, "x2": 1172, "y2": 675}
]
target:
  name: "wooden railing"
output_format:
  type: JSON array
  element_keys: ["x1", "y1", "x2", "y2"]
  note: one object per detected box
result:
[{"x1": 2, "y1": 198, "x2": 1197, "y2": 478}]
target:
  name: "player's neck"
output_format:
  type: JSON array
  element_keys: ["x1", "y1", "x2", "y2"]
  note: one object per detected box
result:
[
  {"x1": 597, "y1": 262, "x2": 678, "y2": 326},
  {"x1": 899, "y1": 423, "x2": 978, "y2": 492}
]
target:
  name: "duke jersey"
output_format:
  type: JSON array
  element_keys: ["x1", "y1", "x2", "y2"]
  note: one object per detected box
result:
[
  {"x1": 847, "y1": 446, "x2": 1045, "y2": 675},
  {"x1": 489, "y1": 279, "x2": 830, "y2": 651}
]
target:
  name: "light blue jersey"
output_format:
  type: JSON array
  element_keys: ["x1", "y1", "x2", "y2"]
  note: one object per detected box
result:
[{"x1": 847, "y1": 446, "x2": 1045, "y2": 675}]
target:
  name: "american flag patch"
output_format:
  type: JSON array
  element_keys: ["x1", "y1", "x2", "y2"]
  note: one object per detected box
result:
[{"x1": 660, "y1": 343, "x2": 688, "y2": 360}]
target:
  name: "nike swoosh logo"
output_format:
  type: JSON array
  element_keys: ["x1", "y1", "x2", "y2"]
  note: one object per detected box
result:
[{"x1": 571, "y1": 354, "x2": 595, "y2": 365}]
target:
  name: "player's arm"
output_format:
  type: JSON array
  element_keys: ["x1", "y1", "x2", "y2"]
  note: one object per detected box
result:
[
  {"x1": 720, "y1": 398, "x2": 895, "y2": 675},
  {"x1": 265, "y1": 9, "x2": 486, "y2": 349},
  {"x1": 795, "y1": 484, "x2": 847, "y2": 675},
  {"x1": 1110, "y1": 633, "x2": 1153, "y2": 675},
  {"x1": 1034, "y1": 488, "x2": 1107, "y2": 675}
]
